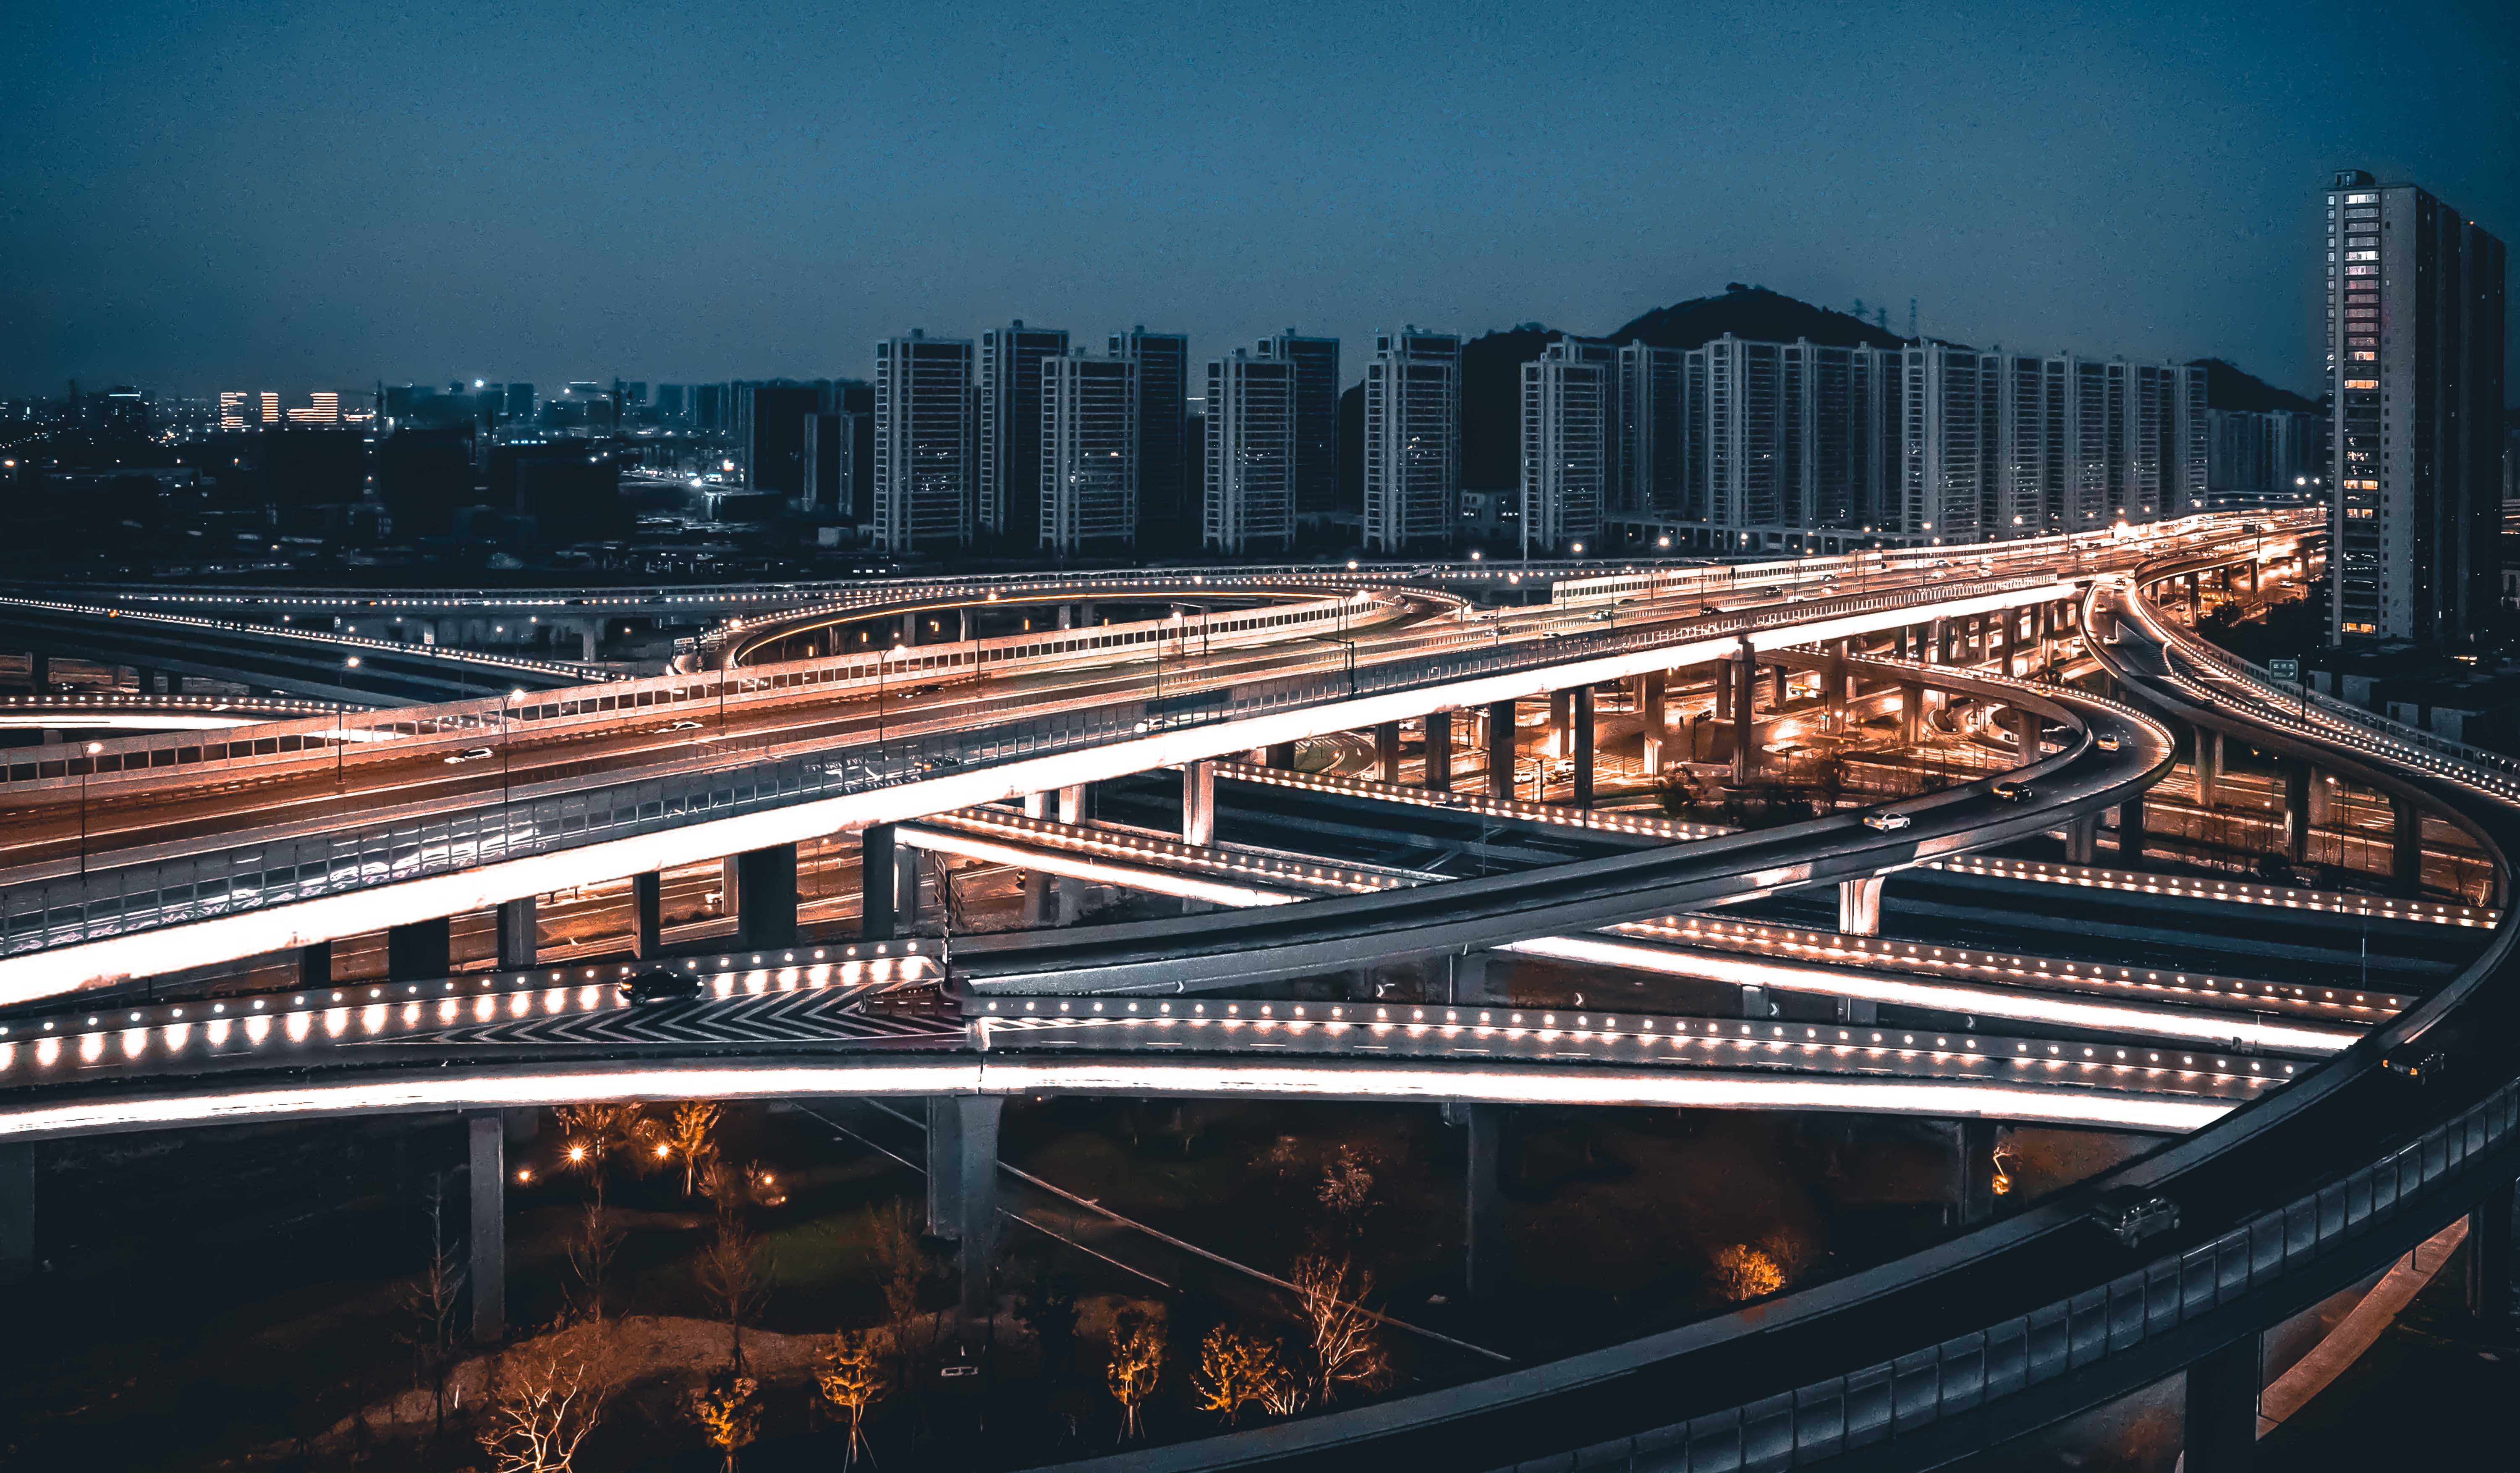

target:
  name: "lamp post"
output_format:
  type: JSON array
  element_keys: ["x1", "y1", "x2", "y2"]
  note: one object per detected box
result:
[
  {"x1": 78, "y1": 741, "x2": 102, "y2": 877},
  {"x1": 501, "y1": 688, "x2": 523, "y2": 827}
]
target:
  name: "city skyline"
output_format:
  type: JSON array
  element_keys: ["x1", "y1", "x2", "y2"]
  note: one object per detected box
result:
[{"x1": 7, "y1": 2, "x2": 2516, "y2": 398}]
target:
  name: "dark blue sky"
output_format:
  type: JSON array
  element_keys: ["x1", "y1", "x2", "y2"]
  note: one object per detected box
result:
[{"x1": 6, "y1": 0, "x2": 2513, "y2": 398}]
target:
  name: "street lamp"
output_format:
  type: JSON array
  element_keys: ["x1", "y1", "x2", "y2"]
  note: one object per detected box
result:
[
  {"x1": 501, "y1": 689, "x2": 524, "y2": 821},
  {"x1": 78, "y1": 741, "x2": 102, "y2": 876}
]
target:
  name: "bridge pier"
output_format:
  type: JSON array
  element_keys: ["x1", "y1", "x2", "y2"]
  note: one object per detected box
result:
[
  {"x1": 2469, "y1": 1179, "x2": 2515, "y2": 1330},
  {"x1": 1264, "y1": 740, "x2": 1298, "y2": 769},
  {"x1": 1932, "y1": 618, "x2": 1953, "y2": 665},
  {"x1": 1424, "y1": 710, "x2": 1453, "y2": 792},
  {"x1": 2065, "y1": 814, "x2": 2099, "y2": 865},
  {"x1": 496, "y1": 896, "x2": 536, "y2": 970},
  {"x1": 1449, "y1": 950, "x2": 1496, "y2": 1006},
  {"x1": 1898, "y1": 682, "x2": 1925, "y2": 748},
  {"x1": 298, "y1": 939, "x2": 332, "y2": 988},
  {"x1": 1824, "y1": 643, "x2": 1850, "y2": 731},
  {"x1": 1837, "y1": 876, "x2": 1884, "y2": 937},
  {"x1": 388, "y1": 917, "x2": 452, "y2": 981},
  {"x1": 2193, "y1": 725, "x2": 2223, "y2": 807},
  {"x1": 1730, "y1": 640, "x2": 1756, "y2": 786},
  {"x1": 1571, "y1": 687, "x2": 1594, "y2": 807},
  {"x1": 926, "y1": 1096, "x2": 1004, "y2": 1333},
  {"x1": 1374, "y1": 721, "x2": 1400, "y2": 783},
  {"x1": 1180, "y1": 761, "x2": 1216, "y2": 846},
  {"x1": 1059, "y1": 782, "x2": 1091, "y2": 826},
  {"x1": 861, "y1": 825, "x2": 898, "y2": 941},
  {"x1": 2392, "y1": 799, "x2": 2423, "y2": 899},
  {"x1": 0, "y1": 1141, "x2": 31, "y2": 1286},
  {"x1": 631, "y1": 871, "x2": 663, "y2": 958},
  {"x1": 1639, "y1": 670, "x2": 1667, "y2": 774},
  {"x1": 2116, "y1": 792, "x2": 2148, "y2": 870},
  {"x1": 1487, "y1": 698, "x2": 1518, "y2": 798},
  {"x1": 27, "y1": 651, "x2": 47, "y2": 691},
  {"x1": 2006, "y1": 706, "x2": 2041, "y2": 762},
  {"x1": 2283, "y1": 763, "x2": 2313, "y2": 865},
  {"x1": 735, "y1": 844, "x2": 799, "y2": 949},
  {"x1": 2182, "y1": 1335, "x2": 2260, "y2": 1473},
  {"x1": 1957, "y1": 1119, "x2": 1999, "y2": 1224},
  {"x1": 468, "y1": 1112, "x2": 506, "y2": 1343},
  {"x1": 1464, "y1": 1103, "x2": 1508, "y2": 1299}
]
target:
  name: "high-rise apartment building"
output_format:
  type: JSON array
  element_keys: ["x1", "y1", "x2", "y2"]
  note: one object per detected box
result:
[
  {"x1": 1111, "y1": 328, "x2": 1189, "y2": 548},
  {"x1": 1616, "y1": 343, "x2": 1686, "y2": 518},
  {"x1": 1205, "y1": 350, "x2": 1297, "y2": 555},
  {"x1": 217, "y1": 391, "x2": 251, "y2": 431},
  {"x1": 2208, "y1": 408, "x2": 2325, "y2": 502},
  {"x1": 741, "y1": 383, "x2": 822, "y2": 500},
  {"x1": 1041, "y1": 351, "x2": 1138, "y2": 556},
  {"x1": 801, "y1": 411, "x2": 858, "y2": 519},
  {"x1": 1520, "y1": 347, "x2": 1609, "y2": 556},
  {"x1": 977, "y1": 321, "x2": 1069, "y2": 549},
  {"x1": 1260, "y1": 330, "x2": 1341, "y2": 529},
  {"x1": 872, "y1": 332, "x2": 976, "y2": 553},
  {"x1": 2325, "y1": 169, "x2": 2507, "y2": 646},
  {"x1": 1362, "y1": 328, "x2": 1461, "y2": 553}
]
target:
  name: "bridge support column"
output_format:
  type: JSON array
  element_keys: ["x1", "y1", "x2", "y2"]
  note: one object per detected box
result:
[
  {"x1": 735, "y1": 844, "x2": 798, "y2": 949},
  {"x1": 1958, "y1": 1119, "x2": 1999, "y2": 1225},
  {"x1": 1465, "y1": 1103, "x2": 1508, "y2": 1299},
  {"x1": 2117, "y1": 792, "x2": 2148, "y2": 870},
  {"x1": 2194, "y1": 726, "x2": 2223, "y2": 808},
  {"x1": 27, "y1": 651, "x2": 47, "y2": 691},
  {"x1": 1374, "y1": 721, "x2": 1400, "y2": 783},
  {"x1": 1769, "y1": 663, "x2": 1788, "y2": 707},
  {"x1": 0, "y1": 1142, "x2": 31, "y2": 1286},
  {"x1": 631, "y1": 871, "x2": 663, "y2": 958},
  {"x1": 1932, "y1": 618, "x2": 1952, "y2": 665},
  {"x1": 1837, "y1": 876, "x2": 1884, "y2": 937},
  {"x1": 1487, "y1": 699, "x2": 1518, "y2": 798},
  {"x1": 468, "y1": 1113, "x2": 506, "y2": 1344},
  {"x1": 1449, "y1": 951, "x2": 1495, "y2": 1006},
  {"x1": 1714, "y1": 658, "x2": 1733, "y2": 721},
  {"x1": 1640, "y1": 670, "x2": 1667, "y2": 775},
  {"x1": 298, "y1": 940, "x2": 332, "y2": 988},
  {"x1": 2065, "y1": 814, "x2": 2098, "y2": 865},
  {"x1": 2284, "y1": 763, "x2": 2313, "y2": 865},
  {"x1": 926, "y1": 1096, "x2": 1004, "y2": 1333},
  {"x1": 2182, "y1": 1335, "x2": 2260, "y2": 1473},
  {"x1": 388, "y1": 917, "x2": 452, "y2": 981},
  {"x1": 1731, "y1": 640, "x2": 1757, "y2": 786},
  {"x1": 1898, "y1": 683, "x2": 1925, "y2": 748},
  {"x1": 496, "y1": 896, "x2": 536, "y2": 971},
  {"x1": 1824, "y1": 643, "x2": 1850, "y2": 731},
  {"x1": 1571, "y1": 687, "x2": 1594, "y2": 807},
  {"x1": 1181, "y1": 761, "x2": 1216, "y2": 846},
  {"x1": 2469, "y1": 1179, "x2": 2515, "y2": 1330},
  {"x1": 860, "y1": 825, "x2": 898, "y2": 941},
  {"x1": 1424, "y1": 710, "x2": 1453, "y2": 792},
  {"x1": 1546, "y1": 691, "x2": 1572, "y2": 757},
  {"x1": 2007, "y1": 707, "x2": 2041, "y2": 762},
  {"x1": 1264, "y1": 740, "x2": 1298, "y2": 770},
  {"x1": 896, "y1": 847, "x2": 925, "y2": 930},
  {"x1": 2392, "y1": 798, "x2": 2423, "y2": 899},
  {"x1": 1058, "y1": 783, "x2": 1091, "y2": 825}
]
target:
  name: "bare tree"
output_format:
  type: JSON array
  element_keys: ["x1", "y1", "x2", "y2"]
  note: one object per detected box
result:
[
  {"x1": 396, "y1": 1173, "x2": 468, "y2": 1448},
  {"x1": 562, "y1": 1200, "x2": 626, "y2": 1327},
  {"x1": 696, "y1": 1160, "x2": 770, "y2": 1374},
  {"x1": 1288, "y1": 1253, "x2": 1390, "y2": 1408},
  {"x1": 688, "y1": 1373, "x2": 760, "y2": 1473},
  {"x1": 817, "y1": 1327, "x2": 889, "y2": 1470},
  {"x1": 552, "y1": 1102, "x2": 654, "y2": 1210},
  {"x1": 1191, "y1": 1325, "x2": 1292, "y2": 1427},
  {"x1": 477, "y1": 1351, "x2": 604, "y2": 1473},
  {"x1": 1104, "y1": 1308, "x2": 1167, "y2": 1444},
  {"x1": 662, "y1": 1100, "x2": 723, "y2": 1198}
]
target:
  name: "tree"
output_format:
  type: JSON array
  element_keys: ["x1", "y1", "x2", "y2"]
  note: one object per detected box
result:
[
  {"x1": 562, "y1": 1200, "x2": 625, "y2": 1326},
  {"x1": 552, "y1": 1102, "x2": 654, "y2": 1209},
  {"x1": 1288, "y1": 1254, "x2": 1390, "y2": 1408},
  {"x1": 661, "y1": 1100, "x2": 723, "y2": 1198},
  {"x1": 1104, "y1": 1308, "x2": 1167, "y2": 1444},
  {"x1": 689, "y1": 1373, "x2": 760, "y2": 1473},
  {"x1": 817, "y1": 1328, "x2": 888, "y2": 1470},
  {"x1": 1014, "y1": 1263, "x2": 1082, "y2": 1382},
  {"x1": 1191, "y1": 1325, "x2": 1293, "y2": 1428},
  {"x1": 696, "y1": 1161, "x2": 769, "y2": 1375},
  {"x1": 396, "y1": 1174, "x2": 467, "y2": 1448},
  {"x1": 477, "y1": 1352, "x2": 604, "y2": 1473},
  {"x1": 866, "y1": 1204, "x2": 930, "y2": 1389},
  {"x1": 1312, "y1": 1145, "x2": 1379, "y2": 1245},
  {"x1": 1708, "y1": 1244, "x2": 1785, "y2": 1303}
]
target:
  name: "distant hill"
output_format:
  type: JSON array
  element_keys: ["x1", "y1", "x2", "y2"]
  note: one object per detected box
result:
[
  {"x1": 2191, "y1": 359, "x2": 2321, "y2": 415},
  {"x1": 1607, "y1": 284, "x2": 1910, "y2": 352},
  {"x1": 1463, "y1": 324, "x2": 1567, "y2": 490}
]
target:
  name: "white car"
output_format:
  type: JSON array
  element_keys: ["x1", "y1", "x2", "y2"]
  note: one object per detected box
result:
[
  {"x1": 444, "y1": 746, "x2": 495, "y2": 765},
  {"x1": 1861, "y1": 811, "x2": 1912, "y2": 833},
  {"x1": 660, "y1": 719, "x2": 703, "y2": 732}
]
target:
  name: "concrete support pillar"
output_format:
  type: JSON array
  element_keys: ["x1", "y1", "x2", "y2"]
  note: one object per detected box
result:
[
  {"x1": 1465, "y1": 1103, "x2": 1508, "y2": 1299},
  {"x1": 1022, "y1": 791, "x2": 1049, "y2": 820},
  {"x1": 1898, "y1": 683, "x2": 1926, "y2": 749},
  {"x1": 1933, "y1": 618, "x2": 1953, "y2": 665},
  {"x1": 1958, "y1": 1119, "x2": 1999, "y2": 1225},
  {"x1": 133, "y1": 666, "x2": 156, "y2": 695},
  {"x1": 2065, "y1": 815, "x2": 2099, "y2": 865},
  {"x1": 27, "y1": 651, "x2": 47, "y2": 690},
  {"x1": 926, "y1": 1096, "x2": 1005, "y2": 1332},
  {"x1": 2007, "y1": 707, "x2": 2041, "y2": 763},
  {"x1": 388, "y1": 917, "x2": 452, "y2": 981},
  {"x1": 1714, "y1": 658, "x2": 1734, "y2": 721},
  {"x1": 0, "y1": 1143, "x2": 31, "y2": 1286},
  {"x1": 1731, "y1": 642, "x2": 1757, "y2": 786},
  {"x1": 895, "y1": 847, "x2": 924, "y2": 930},
  {"x1": 495, "y1": 896, "x2": 536, "y2": 971},
  {"x1": 2392, "y1": 798, "x2": 2424, "y2": 899},
  {"x1": 631, "y1": 871, "x2": 663, "y2": 959},
  {"x1": 1487, "y1": 698, "x2": 1518, "y2": 799},
  {"x1": 860, "y1": 824, "x2": 898, "y2": 941},
  {"x1": 1264, "y1": 740, "x2": 1299, "y2": 770},
  {"x1": 2182, "y1": 1335, "x2": 2260, "y2": 1473},
  {"x1": 1058, "y1": 783, "x2": 1089, "y2": 825},
  {"x1": 468, "y1": 1113, "x2": 506, "y2": 1344},
  {"x1": 1837, "y1": 875, "x2": 1884, "y2": 937},
  {"x1": 1424, "y1": 710, "x2": 1453, "y2": 792},
  {"x1": 2468, "y1": 1179, "x2": 2515, "y2": 1330},
  {"x1": 734, "y1": 843, "x2": 798, "y2": 949},
  {"x1": 1181, "y1": 761, "x2": 1216, "y2": 847},
  {"x1": 2194, "y1": 726, "x2": 2223, "y2": 808},
  {"x1": 1449, "y1": 951, "x2": 1496, "y2": 1006},
  {"x1": 2284, "y1": 764, "x2": 2313, "y2": 865},
  {"x1": 298, "y1": 940, "x2": 332, "y2": 988},
  {"x1": 1374, "y1": 721, "x2": 1400, "y2": 783},
  {"x1": 1571, "y1": 687, "x2": 1595, "y2": 807},
  {"x1": 1547, "y1": 690, "x2": 1573, "y2": 757},
  {"x1": 1769, "y1": 663, "x2": 1789, "y2": 706},
  {"x1": 1825, "y1": 644, "x2": 1850, "y2": 731},
  {"x1": 1640, "y1": 670, "x2": 1668, "y2": 775},
  {"x1": 2118, "y1": 793, "x2": 2148, "y2": 870}
]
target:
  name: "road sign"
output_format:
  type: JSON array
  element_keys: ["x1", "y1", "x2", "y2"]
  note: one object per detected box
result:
[{"x1": 2268, "y1": 658, "x2": 2300, "y2": 681}]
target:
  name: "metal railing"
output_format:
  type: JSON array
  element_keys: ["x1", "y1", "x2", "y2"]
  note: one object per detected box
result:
[{"x1": 0, "y1": 574, "x2": 2067, "y2": 957}]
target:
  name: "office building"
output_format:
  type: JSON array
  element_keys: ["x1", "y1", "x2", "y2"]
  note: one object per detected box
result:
[
  {"x1": 801, "y1": 411, "x2": 859, "y2": 519},
  {"x1": 1362, "y1": 327, "x2": 1462, "y2": 553},
  {"x1": 1205, "y1": 350, "x2": 1297, "y2": 555},
  {"x1": 872, "y1": 332, "x2": 976, "y2": 553},
  {"x1": 380, "y1": 425, "x2": 480, "y2": 537},
  {"x1": 2325, "y1": 169, "x2": 2507, "y2": 646},
  {"x1": 740, "y1": 383, "x2": 822, "y2": 500},
  {"x1": 1041, "y1": 351, "x2": 1138, "y2": 556},
  {"x1": 217, "y1": 391, "x2": 251, "y2": 431},
  {"x1": 1261, "y1": 329, "x2": 1341, "y2": 528},
  {"x1": 977, "y1": 321, "x2": 1069, "y2": 548},
  {"x1": 1111, "y1": 328, "x2": 1190, "y2": 548},
  {"x1": 493, "y1": 438, "x2": 623, "y2": 543},
  {"x1": 260, "y1": 426, "x2": 365, "y2": 506},
  {"x1": 1520, "y1": 347, "x2": 1609, "y2": 556}
]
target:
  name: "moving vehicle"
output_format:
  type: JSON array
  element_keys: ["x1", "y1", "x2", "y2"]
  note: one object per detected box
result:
[
  {"x1": 660, "y1": 719, "x2": 703, "y2": 732},
  {"x1": 2382, "y1": 1050, "x2": 2450, "y2": 1085},
  {"x1": 2093, "y1": 732, "x2": 2121, "y2": 752},
  {"x1": 1861, "y1": 811, "x2": 1913, "y2": 833},
  {"x1": 1990, "y1": 781, "x2": 2033, "y2": 802},
  {"x1": 444, "y1": 747, "x2": 495, "y2": 765},
  {"x1": 2089, "y1": 1186, "x2": 2180, "y2": 1248},
  {"x1": 620, "y1": 967, "x2": 704, "y2": 1004}
]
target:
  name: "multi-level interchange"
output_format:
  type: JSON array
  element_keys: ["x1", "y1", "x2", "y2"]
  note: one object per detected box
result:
[{"x1": 0, "y1": 507, "x2": 2512, "y2": 1470}]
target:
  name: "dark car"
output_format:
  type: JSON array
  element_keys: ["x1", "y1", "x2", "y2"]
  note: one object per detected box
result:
[
  {"x1": 2089, "y1": 1185, "x2": 2180, "y2": 1248},
  {"x1": 1990, "y1": 780, "x2": 2034, "y2": 802},
  {"x1": 2382, "y1": 1050, "x2": 2450, "y2": 1085},
  {"x1": 620, "y1": 967, "x2": 703, "y2": 1004}
]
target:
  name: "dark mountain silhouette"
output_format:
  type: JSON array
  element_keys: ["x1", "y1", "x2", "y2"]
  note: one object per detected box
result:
[
  {"x1": 1463, "y1": 324, "x2": 1569, "y2": 490},
  {"x1": 2189, "y1": 358, "x2": 2321, "y2": 415},
  {"x1": 1607, "y1": 283, "x2": 1910, "y2": 351}
]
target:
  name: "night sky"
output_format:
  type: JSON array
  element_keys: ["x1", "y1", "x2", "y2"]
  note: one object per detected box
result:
[{"x1": 5, "y1": 0, "x2": 2514, "y2": 398}]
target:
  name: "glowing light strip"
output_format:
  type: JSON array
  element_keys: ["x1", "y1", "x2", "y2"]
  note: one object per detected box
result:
[
  {"x1": 0, "y1": 1056, "x2": 2231, "y2": 1141},
  {"x1": 895, "y1": 825, "x2": 1304, "y2": 908}
]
